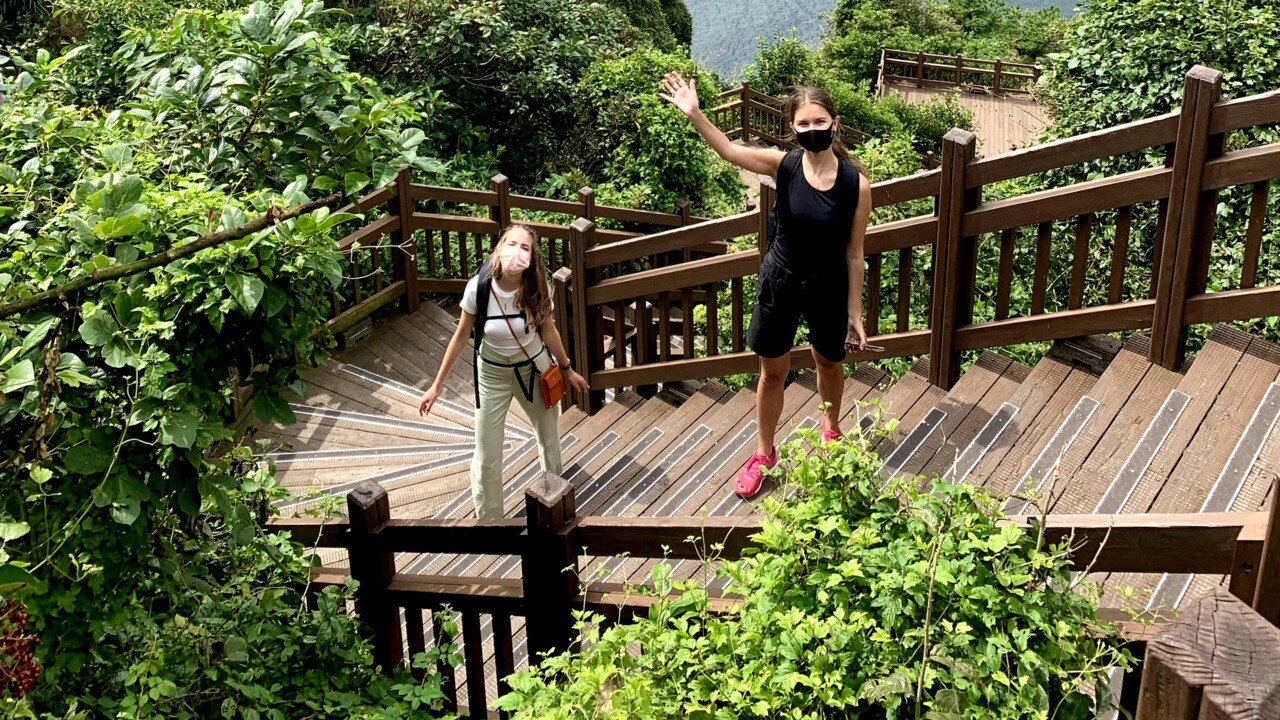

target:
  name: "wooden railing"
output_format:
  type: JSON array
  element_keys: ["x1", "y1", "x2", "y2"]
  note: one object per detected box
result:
[
  {"x1": 268, "y1": 474, "x2": 1280, "y2": 718},
  {"x1": 320, "y1": 172, "x2": 720, "y2": 334},
  {"x1": 878, "y1": 47, "x2": 1042, "y2": 96},
  {"x1": 558, "y1": 65, "x2": 1280, "y2": 410}
]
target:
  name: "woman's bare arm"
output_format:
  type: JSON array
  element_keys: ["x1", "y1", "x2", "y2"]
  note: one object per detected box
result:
[{"x1": 661, "y1": 72, "x2": 785, "y2": 177}]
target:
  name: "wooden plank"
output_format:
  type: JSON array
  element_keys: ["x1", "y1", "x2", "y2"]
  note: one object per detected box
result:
[
  {"x1": 1109, "y1": 206, "x2": 1132, "y2": 305},
  {"x1": 1200, "y1": 141, "x2": 1280, "y2": 191},
  {"x1": 411, "y1": 212, "x2": 500, "y2": 236},
  {"x1": 377, "y1": 519, "x2": 526, "y2": 554},
  {"x1": 1136, "y1": 590, "x2": 1280, "y2": 720},
  {"x1": 962, "y1": 167, "x2": 1171, "y2": 237},
  {"x1": 462, "y1": 612, "x2": 487, "y2": 716},
  {"x1": 1185, "y1": 285, "x2": 1280, "y2": 325},
  {"x1": 338, "y1": 214, "x2": 400, "y2": 251},
  {"x1": 968, "y1": 354, "x2": 1073, "y2": 488},
  {"x1": 589, "y1": 330, "x2": 931, "y2": 390},
  {"x1": 1241, "y1": 182, "x2": 1269, "y2": 289},
  {"x1": 1031, "y1": 221, "x2": 1052, "y2": 315},
  {"x1": 731, "y1": 278, "x2": 744, "y2": 352},
  {"x1": 995, "y1": 228, "x2": 1015, "y2": 320},
  {"x1": 966, "y1": 112, "x2": 1179, "y2": 187},
  {"x1": 896, "y1": 247, "x2": 913, "y2": 332},
  {"x1": 1120, "y1": 325, "x2": 1250, "y2": 516},
  {"x1": 411, "y1": 184, "x2": 496, "y2": 205},
  {"x1": 586, "y1": 251, "x2": 759, "y2": 306},
  {"x1": 865, "y1": 215, "x2": 937, "y2": 255},
  {"x1": 871, "y1": 170, "x2": 941, "y2": 207},
  {"x1": 1069, "y1": 214, "x2": 1092, "y2": 309},
  {"x1": 901, "y1": 353, "x2": 1013, "y2": 479},
  {"x1": 1209, "y1": 87, "x2": 1280, "y2": 133},
  {"x1": 585, "y1": 213, "x2": 755, "y2": 269},
  {"x1": 953, "y1": 301, "x2": 1155, "y2": 351},
  {"x1": 326, "y1": 281, "x2": 406, "y2": 334}
]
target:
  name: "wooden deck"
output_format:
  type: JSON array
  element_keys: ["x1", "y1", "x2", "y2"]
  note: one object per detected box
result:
[{"x1": 879, "y1": 80, "x2": 1049, "y2": 155}]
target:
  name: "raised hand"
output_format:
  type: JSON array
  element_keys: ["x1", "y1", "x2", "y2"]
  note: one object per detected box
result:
[{"x1": 659, "y1": 71, "x2": 699, "y2": 116}]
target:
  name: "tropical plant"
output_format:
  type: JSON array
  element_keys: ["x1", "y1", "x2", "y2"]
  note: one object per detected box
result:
[{"x1": 497, "y1": 425, "x2": 1132, "y2": 719}]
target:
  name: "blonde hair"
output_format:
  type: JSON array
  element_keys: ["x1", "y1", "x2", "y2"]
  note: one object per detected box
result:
[{"x1": 488, "y1": 223, "x2": 553, "y2": 329}]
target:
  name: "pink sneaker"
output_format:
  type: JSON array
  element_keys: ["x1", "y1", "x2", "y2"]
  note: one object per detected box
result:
[
  {"x1": 734, "y1": 448, "x2": 777, "y2": 499},
  {"x1": 821, "y1": 427, "x2": 843, "y2": 443}
]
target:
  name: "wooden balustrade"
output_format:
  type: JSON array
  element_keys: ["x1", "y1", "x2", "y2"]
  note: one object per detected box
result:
[
  {"x1": 267, "y1": 478, "x2": 1280, "y2": 718},
  {"x1": 879, "y1": 47, "x2": 1041, "y2": 95}
]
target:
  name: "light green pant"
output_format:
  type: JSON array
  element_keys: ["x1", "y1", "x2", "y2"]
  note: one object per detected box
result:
[{"x1": 471, "y1": 342, "x2": 563, "y2": 519}]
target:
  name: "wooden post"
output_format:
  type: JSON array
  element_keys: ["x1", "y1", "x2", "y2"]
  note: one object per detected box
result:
[
  {"x1": 569, "y1": 218, "x2": 604, "y2": 414},
  {"x1": 740, "y1": 82, "x2": 751, "y2": 143},
  {"x1": 390, "y1": 168, "x2": 420, "y2": 314},
  {"x1": 916, "y1": 51, "x2": 925, "y2": 88},
  {"x1": 1135, "y1": 589, "x2": 1280, "y2": 719},
  {"x1": 993, "y1": 59, "x2": 1002, "y2": 93},
  {"x1": 678, "y1": 199, "x2": 692, "y2": 263},
  {"x1": 579, "y1": 186, "x2": 595, "y2": 223},
  {"x1": 490, "y1": 173, "x2": 511, "y2": 247},
  {"x1": 1150, "y1": 65, "x2": 1223, "y2": 370},
  {"x1": 929, "y1": 129, "x2": 979, "y2": 389},
  {"x1": 522, "y1": 473, "x2": 580, "y2": 662},
  {"x1": 552, "y1": 268, "x2": 574, "y2": 412},
  {"x1": 757, "y1": 178, "x2": 776, "y2": 257},
  {"x1": 346, "y1": 482, "x2": 404, "y2": 673},
  {"x1": 1255, "y1": 479, "x2": 1280, "y2": 625},
  {"x1": 954, "y1": 55, "x2": 962, "y2": 86}
]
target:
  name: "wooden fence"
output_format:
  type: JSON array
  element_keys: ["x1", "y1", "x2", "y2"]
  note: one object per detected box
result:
[
  {"x1": 557, "y1": 65, "x2": 1280, "y2": 411},
  {"x1": 266, "y1": 473, "x2": 1280, "y2": 718},
  {"x1": 878, "y1": 47, "x2": 1042, "y2": 96},
  {"x1": 320, "y1": 172, "x2": 720, "y2": 336}
]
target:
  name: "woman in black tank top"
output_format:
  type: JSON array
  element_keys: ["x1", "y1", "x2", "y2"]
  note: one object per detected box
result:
[{"x1": 662, "y1": 75, "x2": 872, "y2": 499}]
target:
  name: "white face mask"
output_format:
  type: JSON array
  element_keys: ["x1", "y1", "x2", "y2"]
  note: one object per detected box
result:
[{"x1": 499, "y1": 244, "x2": 531, "y2": 274}]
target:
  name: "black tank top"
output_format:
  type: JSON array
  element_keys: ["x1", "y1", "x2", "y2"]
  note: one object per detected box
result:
[{"x1": 771, "y1": 149, "x2": 860, "y2": 277}]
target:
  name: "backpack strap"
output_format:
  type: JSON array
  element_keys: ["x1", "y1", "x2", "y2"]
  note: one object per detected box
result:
[{"x1": 471, "y1": 265, "x2": 493, "y2": 408}]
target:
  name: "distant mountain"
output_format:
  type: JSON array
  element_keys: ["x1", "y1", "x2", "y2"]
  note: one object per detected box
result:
[{"x1": 687, "y1": 0, "x2": 1076, "y2": 79}]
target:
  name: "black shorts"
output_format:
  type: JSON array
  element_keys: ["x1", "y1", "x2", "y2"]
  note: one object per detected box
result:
[{"x1": 746, "y1": 254, "x2": 848, "y2": 363}]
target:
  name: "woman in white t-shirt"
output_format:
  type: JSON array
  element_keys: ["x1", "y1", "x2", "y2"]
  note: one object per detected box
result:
[{"x1": 417, "y1": 224, "x2": 589, "y2": 519}]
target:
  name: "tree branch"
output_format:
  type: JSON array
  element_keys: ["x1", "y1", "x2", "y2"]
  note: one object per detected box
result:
[{"x1": 0, "y1": 193, "x2": 344, "y2": 319}]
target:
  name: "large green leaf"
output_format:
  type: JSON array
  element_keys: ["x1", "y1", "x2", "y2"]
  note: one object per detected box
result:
[
  {"x1": 253, "y1": 392, "x2": 295, "y2": 425},
  {"x1": 0, "y1": 564, "x2": 45, "y2": 596},
  {"x1": 226, "y1": 274, "x2": 266, "y2": 314},
  {"x1": 64, "y1": 443, "x2": 114, "y2": 475},
  {"x1": 160, "y1": 409, "x2": 200, "y2": 448},
  {"x1": 79, "y1": 310, "x2": 118, "y2": 347},
  {"x1": 0, "y1": 359, "x2": 35, "y2": 393}
]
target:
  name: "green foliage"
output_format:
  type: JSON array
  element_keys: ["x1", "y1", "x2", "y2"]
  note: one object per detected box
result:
[
  {"x1": 828, "y1": 0, "x2": 1069, "y2": 87},
  {"x1": 0, "y1": 2, "x2": 460, "y2": 713},
  {"x1": 742, "y1": 37, "x2": 975, "y2": 159},
  {"x1": 1043, "y1": 0, "x2": 1280, "y2": 135},
  {"x1": 333, "y1": 0, "x2": 633, "y2": 185},
  {"x1": 498, "y1": 428, "x2": 1131, "y2": 719},
  {"x1": 576, "y1": 47, "x2": 743, "y2": 216},
  {"x1": 604, "y1": 0, "x2": 691, "y2": 51}
]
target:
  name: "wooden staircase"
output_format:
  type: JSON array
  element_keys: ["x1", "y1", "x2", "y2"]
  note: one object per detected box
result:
[{"x1": 255, "y1": 302, "x2": 1279, "y2": 606}]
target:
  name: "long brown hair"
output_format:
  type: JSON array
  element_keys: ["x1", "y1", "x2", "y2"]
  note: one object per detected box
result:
[
  {"x1": 488, "y1": 223, "x2": 553, "y2": 329},
  {"x1": 784, "y1": 85, "x2": 863, "y2": 171}
]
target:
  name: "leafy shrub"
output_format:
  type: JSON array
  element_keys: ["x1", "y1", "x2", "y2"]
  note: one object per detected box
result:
[
  {"x1": 577, "y1": 47, "x2": 743, "y2": 216},
  {"x1": 498, "y1": 427, "x2": 1132, "y2": 719}
]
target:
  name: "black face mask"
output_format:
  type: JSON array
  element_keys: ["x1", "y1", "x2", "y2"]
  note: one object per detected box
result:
[{"x1": 795, "y1": 127, "x2": 834, "y2": 153}]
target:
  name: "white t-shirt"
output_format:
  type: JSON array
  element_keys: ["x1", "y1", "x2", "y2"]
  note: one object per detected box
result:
[{"x1": 461, "y1": 276, "x2": 535, "y2": 354}]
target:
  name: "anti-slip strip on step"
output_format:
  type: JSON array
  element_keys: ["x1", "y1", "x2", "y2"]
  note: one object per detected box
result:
[
  {"x1": 1003, "y1": 396, "x2": 1099, "y2": 516},
  {"x1": 880, "y1": 408, "x2": 947, "y2": 483},
  {"x1": 1094, "y1": 390, "x2": 1192, "y2": 515},
  {"x1": 944, "y1": 402, "x2": 1019, "y2": 484},
  {"x1": 1149, "y1": 382, "x2": 1280, "y2": 610},
  {"x1": 268, "y1": 442, "x2": 490, "y2": 464},
  {"x1": 274, "y1": 451, "x2": 476, "y2": 511},
  {"x1": 290, "y1": 405, "x2": 477, "y2": 439},
  {"x1": 340, "y1": 363, "x2": 534, "y2": 441}
]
